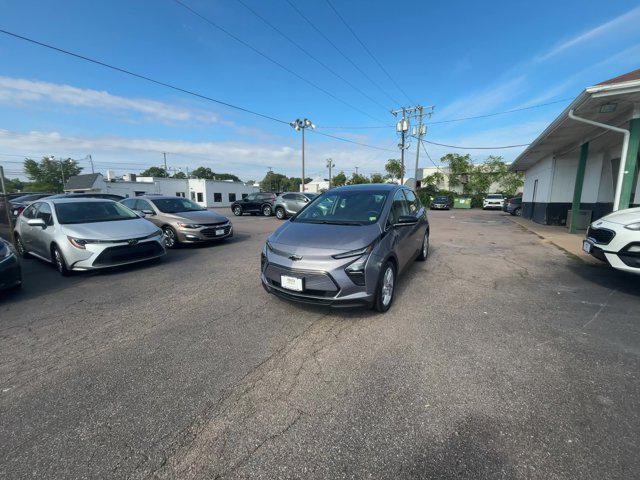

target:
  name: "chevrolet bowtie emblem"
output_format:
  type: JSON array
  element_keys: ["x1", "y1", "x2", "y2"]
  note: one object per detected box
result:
[
  {"x1": 128, "y1": 239, "x2": 139, "y2": 246},
  {"x1": 288, "y1": 254, "x2": 302, "y2": 261}
]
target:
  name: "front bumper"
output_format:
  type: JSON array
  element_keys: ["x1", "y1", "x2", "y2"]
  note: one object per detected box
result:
[
  {"x1": 483, "y1": 203, "x2": 503, "y2": 209},
  {"x1": 431, "y1": 204, "x2": 449, "y2": 210},
  {"x1": 64, "y1": 239, "x2": 167, "y2": 271},
  {"x1": 177, "y1": 224, "x2": 233, "y2": 243},
  {"x1": 0, "y1": 253, "x2": 21, "y2": 290},
  {"x1": 583, "y1": 223, "x2": 640, "y2": 274}
]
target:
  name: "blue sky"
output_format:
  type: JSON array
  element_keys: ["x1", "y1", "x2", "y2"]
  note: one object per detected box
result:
[{"x1": 1, "y1": 0, "x2": 639, "y2": 181}]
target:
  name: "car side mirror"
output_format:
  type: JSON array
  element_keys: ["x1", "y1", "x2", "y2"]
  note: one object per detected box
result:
[
  {"x1": 142, "y1": 209, "x2": 155, "y2": 216},
  {"x1": 27, "y1": 218, "x2": 46, "y2": 228},
  {"x1": 395, "y1": 215, "x2": 418, "y2": 227}
]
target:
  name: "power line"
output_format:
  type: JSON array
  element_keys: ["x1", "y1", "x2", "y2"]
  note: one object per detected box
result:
[
  {"x1": 234, "y1": 0, "x2": 389, "y2": 113},
  {"x1": 0, "y1": 28, "x2": 289, "y2": 125},
  {"x1": 324, "y1": 0, "x2": 414, "y2": 104},
  {"x1": 283, "y1": 0, "x2": 400, "y2": 106},
  {"x1": 172, "y1": 0, "x2": 384, "y2": 123},
  {"x1": 310, "y1": 130, "x2": 396, "y2": 152},
  {"x1": 424, "y1": 140, "x2": 530, "y2": 150}
]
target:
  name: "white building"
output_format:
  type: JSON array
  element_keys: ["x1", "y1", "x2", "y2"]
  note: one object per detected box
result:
[
  {"x1": 302, "y1": 177, "x2": 330, "y2": 193},
  {"x1": 510, "y1": 69, "x2": 640, "y2": 230},
  {"x1": 64, "y1": 173, "x2": 259, "y2": 207}
]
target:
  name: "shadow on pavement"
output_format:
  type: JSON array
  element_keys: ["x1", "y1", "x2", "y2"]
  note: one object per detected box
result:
[{"x1": 566, "y1": 261, "x2": 640, "y2": 298}]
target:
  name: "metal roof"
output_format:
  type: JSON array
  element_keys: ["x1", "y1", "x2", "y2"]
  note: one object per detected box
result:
[{"x1": 64, "y1": 173, "x2": 102, "y2": 191}]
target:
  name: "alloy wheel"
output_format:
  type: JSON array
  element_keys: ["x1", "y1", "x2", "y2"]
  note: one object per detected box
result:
[
  {"x1": 16, "y1": 237, "x2": 25, "y2": 256},
  {"x1": 263, "y1": 205, "x2": 272, "y2": 216},
  {"x1": 276, "y1": 208, "x2": 285, "y2": 219},
  {"x1": 422, "y1": 233, "x2": 429, "y2": 258},
  {"x1": 164, "y1": 227, "x2": 176, "y2": 248},
  {"x1": 54, "y1": 249, "x2": 64, "y2": 273},
  {"x1": 233, "y1": 206, "x2": 242, "y2": 216},
  {"x1": 381, "y1": 266, "x2": 394, "y2": 307}
]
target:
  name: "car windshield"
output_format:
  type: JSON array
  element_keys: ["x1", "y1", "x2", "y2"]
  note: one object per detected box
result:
[
  {"x1": 55, "y1": 201, "x2": 139, "y2": 224},
  {"x1": 434, "y1": 196, "x2": 449, "y2": 202},
  {"x1": 487, "y1": 194, "x2": 503, "y2": 199},
  {"x1": 294, "y1": 190, "x2": 388, "y2": 225},
  {"x1": 151, "y1": 198, "x2": 205, "y2": 213}
]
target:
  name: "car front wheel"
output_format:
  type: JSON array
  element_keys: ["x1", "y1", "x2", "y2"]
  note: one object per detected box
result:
[
  {"x1": 233, "y1": 205, "x2": 243, "y2": 216},
  {"x1": 373, "y1": 261, "x2": 396, "y2": 313},
  {"x1": 262, "y1": 205, "x2": 272, "y2": 216},
  {"x1": 275, "y1": 207, "x2": 286, "y2": 220},
  {"x1": 15, "y1": 235, "x2": 30, "y2": 259},
  {"x1": 52, "y1": 245, "x2": 71, "y2": 276},
  {"x1": 163, "y1": 226, "x2": 179, "y2": 248},
  {"x1": 417, "y1": 230, "x2": 429, "y2": 261}
]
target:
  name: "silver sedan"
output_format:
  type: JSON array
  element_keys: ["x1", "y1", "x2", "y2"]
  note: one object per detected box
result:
[{"x1": 13, "y1": 198, "x2": 166, "y2": 276}]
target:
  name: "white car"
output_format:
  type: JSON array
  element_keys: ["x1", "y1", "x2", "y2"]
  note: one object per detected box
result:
[
  {"x1": 582, "y1": 207, "x2": 640, "y2": 274},
  {"x1": 483, "y1": 194, "x2": 505, "y2": 210}
]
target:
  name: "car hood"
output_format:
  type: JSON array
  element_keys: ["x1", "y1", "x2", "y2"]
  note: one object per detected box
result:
[
  {"x1": 598, "y1": 207, "x2": 640, "y2": 225},
  {"x1": 61, "y1": 218, "x2": 159, "y2": 240},
  {"x1": 269, "y1": 221, "x2": 381, "y2": 255},
  {"x1": 163, "y1": 210, "x2": 229, "y2": 223}
]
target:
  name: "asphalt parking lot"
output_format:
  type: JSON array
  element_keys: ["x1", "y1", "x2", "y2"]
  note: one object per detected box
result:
[{"x1": 1, "y1": 208, "x2": 639, "y2": 479}]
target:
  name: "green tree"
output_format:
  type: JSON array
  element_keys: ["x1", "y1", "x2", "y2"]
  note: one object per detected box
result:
[
  {"x1": 348, "y1": 172, "x2": 369, "y2": 185},
  {"x1": 140, "y1": 166, "x2": 168, "y2": 178},
  {"x1": 1, "y1": 176, "x2": 24, "y2": 193},
  {"x1": 172, "y1": 171, "x2": 187, "y2": 179},
  {"x1": 332, "y1": 171, "x2": 347, "y2": 187},
  {"x1": 260, "y1": 171, "x2": 288, "y2": 192},
  {"x1": 23, "y1": 156, "x2": 83, "y2": 192},
  {"x1": 423, "y1": 171, "x2": 445, "y2": 187},
  {"x1": 499, "y1": 171, "x2": 524, "y2": 197},
  {"x1": 285, "y1": 177, "x2": 313, "y2": 192},
  {"x1": 384, "y1": 159, "x2": 404, "y2": 182},
  {"x1": 191, "y1": 166, "x2": 215, "y2": 179},
  {"x1": 440, "y1": 153, "x2": 473, "y2": 192},
  {"x1": 370, "y1": 173, "x2": 386, "y2": 184}
]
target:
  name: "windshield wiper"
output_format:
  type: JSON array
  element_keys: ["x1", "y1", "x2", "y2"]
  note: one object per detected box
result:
[{"x1": 305, "y1": 220, "x2": 364, "y2": 226}]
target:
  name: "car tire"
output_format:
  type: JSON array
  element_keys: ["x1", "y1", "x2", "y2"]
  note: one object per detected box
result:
[
  {"x1": 514, "y1": 208, "x2": 522, "y2": 217},
  {"x1": 373, "y1": 260, "x2": 396, "y2": 313},
  {"x1": 233, "y1": 205, "x2": 243, "y2": 216},
  {"x1": 14, "y1": 234, "x2": 30, "y2": 259},
  {"x1": 262, "y1": 204, "x2": 272, "y2": 216},
  {"x1": 52, "y1": 245, "x2": 71, "y2": 276},
  {"x1": 275, "y1": 207, "x2": 286, "y2": 220},
  {"x1": 163, "y1": 226, "x2": 179, "y2": 248},
  {"x1": 416, "y1": 230, "x2": 429, "y2": 261}
]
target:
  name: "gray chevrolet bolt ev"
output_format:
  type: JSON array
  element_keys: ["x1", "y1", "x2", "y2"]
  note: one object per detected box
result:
[{"x1": 261, "y1": 184, "x2": 430, "y2": 312}]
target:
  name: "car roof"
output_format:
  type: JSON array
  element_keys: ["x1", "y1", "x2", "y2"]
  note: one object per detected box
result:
[
  {"x1": 127, "y1": 195, "x2": 180, "y2": 200},
  {"x1": 330, "y1": 183, "x2": 400, "y2": 192},
  {"x1": 47, "y1": 197, "x2": 117, "y2": 204}
]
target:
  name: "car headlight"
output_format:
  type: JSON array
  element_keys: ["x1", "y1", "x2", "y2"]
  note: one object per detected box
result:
[
  {"x1": 178, "y1": 223, "x2": 202, "y2": 229},
  {"x1": 0, "y1": 243, "x2": 14, "y2": 260},
  {"x1": 332, "y1": 244, "x2": 374, "y2": 259},
  {"x1": 624, "y1": 222, "x2": 640, "y2": 231},
  {"x1": 67, "y1": 236, "x2": 88, "y2": 249},
  {"x1": 265, "y1": 240, "x2": 274, "y2": 252}
]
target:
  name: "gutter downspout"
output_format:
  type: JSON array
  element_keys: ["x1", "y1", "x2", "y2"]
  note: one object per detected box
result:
[{"x1": 567, "y1": 109, "x2": 630, "y2": 211}]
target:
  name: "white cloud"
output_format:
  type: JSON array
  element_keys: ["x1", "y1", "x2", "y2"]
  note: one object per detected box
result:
[
  {"x1": 0, "y1": 129, "x2": 391, "y2": 181},
  {"x1": 0, "y1": 76, "x2": 232, "y2": 126}
]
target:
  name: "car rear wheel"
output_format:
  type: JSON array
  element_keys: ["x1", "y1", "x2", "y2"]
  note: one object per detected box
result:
[
  {"x1": 163, "y1": 226, "x2": 179, "y2": 248},
  {"x1": 373, "y1": 261, "x2": 396, "y2": 313},
  {"x1": 262, "y1": 204, "x2": 272, "y2": 216},
  {"x1": 417, "y1": 230, "x2": 429, "y2": 261},
  {"x1": 514, "y1": 207, "x2": 522, "y2": 216},
  {"x1": 275, "y1": 207, "x2": 286, "y2": 220},
  {"x1": 233, "y1": 205, "x2": 243, "y2": 216},
  {"x1": 52, "y1": 245, "x2": 71, "y2": 276},
  {"x1": 14, "y1": 234, "x2": 30, "y2": 259}
]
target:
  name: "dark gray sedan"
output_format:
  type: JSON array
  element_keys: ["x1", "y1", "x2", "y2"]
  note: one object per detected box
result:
[
  {"x1": 261, "y1": 184, "x2": 429, "y2": 312},
  {"x1": 0, "y1": 237, "x2": 21, "y2": 291}
]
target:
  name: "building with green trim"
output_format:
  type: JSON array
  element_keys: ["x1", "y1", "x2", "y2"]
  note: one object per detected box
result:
[{"x1": 510, "y1": 69, "x2": 640, "y2": 231}]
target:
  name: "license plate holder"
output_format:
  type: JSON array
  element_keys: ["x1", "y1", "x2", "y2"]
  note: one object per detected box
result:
[
  {"x1": 281, "y1": 275, "x2": 303, "y2": 291},
  {"x1": 582, "y1": 240, "x2": 592, "y2": 253},
  {"x1": 215, "y1": 229, "x2": 225, "y2": 236}
]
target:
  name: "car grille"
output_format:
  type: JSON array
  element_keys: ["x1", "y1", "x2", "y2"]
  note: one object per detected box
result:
[
  {"x1": 587, "y1": 227, "x2": 615, "y2": 245},
  {"x1": 264, "y1": 263, "x2": 338, "y2": 296},
  {"x1": 93, "y1": 241, "x2": 163, "y2": 266},
  {"x1": 200, "y1": 221, "x2": 228, "y2": 227},
  {"x1": 201, "y1": 225, "x2": 232, "y2": 238}
]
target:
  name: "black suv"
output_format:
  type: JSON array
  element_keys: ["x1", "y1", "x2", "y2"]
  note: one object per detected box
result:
[{"x1": 231, "y1": 192, "x2": 278, "y2": 216}]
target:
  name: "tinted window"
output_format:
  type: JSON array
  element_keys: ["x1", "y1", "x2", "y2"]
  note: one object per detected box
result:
[
  {"x1": 241, "y1": 193, "x2": 248, "y2": 199},
  {"x1": 403, "y1": 190, "x2": 420, "y2": 214},
  {"x1": 258, "y1": 193, "x2": 273, "y2": 200},
  {"x1": 214, "y1": 193, "x2": 222, "y2": 202},
  {"x1": 36, "y1": 202, "x2": 53, "y2": 225},
  {"x1": 136, "y1": 199, "x2": 154, "y2": 211},
  {"x1": 295, "y1": 190, "x2": 388, "y2": 225},
  {"x1": 22, "y1": 203, "x2": 39, "y2": 219},
  {"x1": 245, "y1": 193, "x2": 257, "y2": 201},
  {"x1": 434, "y1": 196, "x2": 449, "y2": 202},
  {"x1": 229, "y1": 193, "x2": 236, "y2": 202},
  {"x1": 151, "y1": 198, "x2": 204, "y2": 213},
  {"x1": 55, "y1": 201, "x2": 139, "y2": 224},
  {"x1": 121, "y1": 198, "x2": 137, "y2": 209},
  {"x1": 388, "y1": 190, "x2": 410, "y2": 226},
  {"x1": 282, "y1": 194, "x2": 296, "y2": 200}
]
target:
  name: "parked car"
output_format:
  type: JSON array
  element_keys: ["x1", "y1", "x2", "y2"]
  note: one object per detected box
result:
[
  {"x1": 231, "y1": 192, "x2": 277, "y2": 216},
  {"x1": 504, "y1": 196, "x2": 522, "y2": 216},
  {"x1": 0, "y1": 237, "x2": 22, "y2": 291},
  {"x1": 274, "y1": 192, "x2": 318, "y2": 219},
  {"x1": 261, "y1": 184, "x2": 429, "y2": 312},
  {"x1": 120, "y1": 195, "x2": 232, "y2": 248},
  {"x1": 13, "y1": 198, "x2": 165, "y2": 276},
  {"x1": 46, "y1": 192, "x2": 125, "y2": 201},
  {"x1": 9, "y1": 193, "x2": 55, "y2": 219},
  {"x1": 582, "y1": 207, "x2": 640, "y2": 275},
  {"x1": 483, "y1": 194, "x2": 505, "y2": 210},
  {"x1": 430, "y1": 195, "x2": 452, "y2": 210}
]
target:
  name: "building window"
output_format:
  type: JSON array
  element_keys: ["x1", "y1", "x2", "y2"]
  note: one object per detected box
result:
[
  {"x1": 176, "y1": 192, "x2": 185, "y2": 198},
  {"x1": 190, "y1": 192, "x2": 196, "y2": 200},
  {"x1": 197, "y1": 192, "x2": 204, "y2": 202},
  {"x1": 214, "y1": 192, "x2": 222, "y2": 202},
  {"x1": 229, "y1": 193, "x2": 237, "y2": 202},
  {"x1": 242, "y1": 193, "x2": 248, "y2": 199}
]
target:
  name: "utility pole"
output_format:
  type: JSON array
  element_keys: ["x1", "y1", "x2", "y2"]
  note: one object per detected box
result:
[
  {"x1": 290, "y1": 118, "x2": 315, "y2": 192},
  {"x1": 326, "y1": 158, "x2": 335, "y2": 188},
  {"x1": 163, "y1": 152, "x2": 168, "y2": 174},
  {"x1": 0, "y1": 165, "x2": 15, "y2": 244},
  {"x1": 411, "y1": 106, "x2": 433, "y2": 189},
  {"x1": 355, "y1": 166, "x2": 359, "y2": 175},
  {"x1": 57, "y1": 157, "x2": 66, "y2": 190},
  {"x1": 392, "y1": 107, "x2": 409, "y2": 185},
  {"x1": 392, "y1": 105, "x2": 435, "y2": 188},
  {"x1": 88, "y1": 154, "x2": 94, "y2": 174}
]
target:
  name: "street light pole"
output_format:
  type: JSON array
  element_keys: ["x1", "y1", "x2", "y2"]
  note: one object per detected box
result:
[
  {"x1": 326, "y1": 158, "x2": 335, "y2": 188},
  {"x1": 290, "y1": 118, "x2": 315, "y2": 192}
]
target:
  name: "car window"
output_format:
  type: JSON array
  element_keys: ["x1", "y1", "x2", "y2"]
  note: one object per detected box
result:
[
  {"x1": 36, "y1": 202, "x2": 54, "y2": 226},
  {"x1": 55, "y1": 201, "x2": 139, "y2": 224},
  {"x1": 22, "y1": 203, "x2": 39, "y2": 219},
  {"x1": 121, "y1": 198, "x2": 137, "y2": 209},
  {"x1": 403, "y1": 190, "x2": 420, "y2": 214},
  {"x1": 136, "y1": 199, "x2": 154, "y2": 211},
  {"x1": 282, "y1": 193, "x2": 296, "y2": 200},
  {"x1": 387, "y1": 190, "x2": 410, "y2": 226},
  {"x1": 245, "y1": 193, "x2": 257, "y2": 201},
  {"x1": 150, "y1": 198, "x2": 204, "y2": 213}
]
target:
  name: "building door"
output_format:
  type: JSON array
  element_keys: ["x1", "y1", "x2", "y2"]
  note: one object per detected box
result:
[{"x1": 532, "y1": 179, "x2": 538, "y2": 203}]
